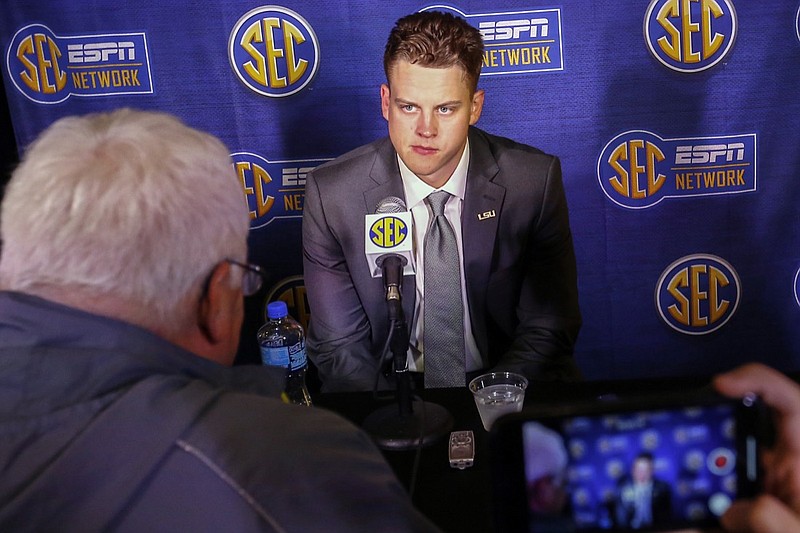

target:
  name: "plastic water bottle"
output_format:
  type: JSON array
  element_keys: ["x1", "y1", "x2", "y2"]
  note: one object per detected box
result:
[{"x1": 257, "y1": 301, "x2": 312, "y2": 406}]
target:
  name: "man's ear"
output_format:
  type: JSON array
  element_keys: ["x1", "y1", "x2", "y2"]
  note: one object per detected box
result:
[
  {"x1": 380, "y1": 83, "x2": 391, "y2": 121},
  {"x1": 469, "y1": 89, "x2": 485, "y2": 125},
  {"x1": 197, "y1": 261, "x2": 241, "y2": 359}
]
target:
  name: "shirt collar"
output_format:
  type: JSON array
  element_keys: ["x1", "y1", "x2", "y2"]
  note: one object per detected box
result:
[{"x1": 398, "y1": 140, "x2": 470, "y2": 209}]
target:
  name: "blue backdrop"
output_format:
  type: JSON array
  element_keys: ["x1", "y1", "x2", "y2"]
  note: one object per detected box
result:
[
  {"x1": 542, "y1": 404, "x2": 739, "y2": 527},
  {"x1": 2, "y1": 1, "x2": 799, "y2": 381}
]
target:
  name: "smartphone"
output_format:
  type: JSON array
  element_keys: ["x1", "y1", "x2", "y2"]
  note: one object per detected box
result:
[{"x1": 489, "y1": 388, "x2": 769, "y2": 533}]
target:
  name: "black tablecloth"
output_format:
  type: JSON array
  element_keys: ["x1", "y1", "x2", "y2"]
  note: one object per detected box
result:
[{"x1": 314, "y1": 375, "x2": 715, "y2": 533}]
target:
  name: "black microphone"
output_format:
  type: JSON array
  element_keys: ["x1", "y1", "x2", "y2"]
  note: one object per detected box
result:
[{"x1": 362, "y1": 198, "x2": 453, "y2": 451}]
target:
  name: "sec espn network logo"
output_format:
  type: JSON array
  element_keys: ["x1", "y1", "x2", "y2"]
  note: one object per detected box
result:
[
  {"x1": 233, "y1": 152, "x2": 330, "y2": 229},
  {"x1": 5, "y1": 23, "x2": 153, "y2": 104},
  {"x1": 656, "y1": 254, "x2": 741, "y2": 335},
  {"x1": 421, "y1": 4, "x2": 563, "y2": 75},
  {"x1": 597, "y1": 130, "x2": 756, "y2": 209},
  {"x1": 228, "y1": 6, "x2": 319, "y2": 97},
  {"x1": 644, "y1": 0, "x2": 737, "y2": 73}
]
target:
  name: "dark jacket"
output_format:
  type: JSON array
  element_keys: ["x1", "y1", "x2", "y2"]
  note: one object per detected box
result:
[
  {"x1": 0, "y1": 291, "x2": 438, "y2": 532},
  {"x1": 614, "y1": 477, "x2": 673, "y2": 528}
]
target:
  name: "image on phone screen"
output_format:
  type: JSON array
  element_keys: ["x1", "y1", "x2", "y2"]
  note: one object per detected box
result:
[{"x1": 521, "y1": 401, "x2": 748, "y2": 531}]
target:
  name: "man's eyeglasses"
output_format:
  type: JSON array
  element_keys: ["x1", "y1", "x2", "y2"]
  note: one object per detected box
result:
[{"x1": 225, "y1": 258, "x2": 266, "y2": 296}]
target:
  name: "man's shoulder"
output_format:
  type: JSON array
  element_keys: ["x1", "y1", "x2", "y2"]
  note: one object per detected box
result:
[
  {"x1": 122, "y1": 387, "x2": 437, "y2": 532},
  {"x1": 183, "y1": 391, "x2": 398, "y2": 500},
  {"x1": 311, "y1": 137, "x2": 391, "y2": 180},
  {"x1": 194, "y1": 389, "x2": 375, "y2": 450},
  {"x1": 469, "y1": 126, "x2": 557, "y2": 179},
  {"x1": 469, "y1": 127, "x2": 560, "y2": 190},
  {"x1": 470, "y1": 126, "x2": 550, "y2": 160}
]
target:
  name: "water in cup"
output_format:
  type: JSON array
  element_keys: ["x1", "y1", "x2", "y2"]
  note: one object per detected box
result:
[{"x1": 473, "y1": 381, "x2": 526, "y2": 430}]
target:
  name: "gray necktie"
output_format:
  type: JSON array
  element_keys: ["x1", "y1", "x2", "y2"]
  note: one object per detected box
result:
[{"x1": 423, "y1": 190, "x2": 465, "y2": 388}]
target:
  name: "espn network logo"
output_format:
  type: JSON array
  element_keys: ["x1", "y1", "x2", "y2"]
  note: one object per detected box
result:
[
  {"x1": 5, "y1": 23, "x2": 152, "y2": 104},
  {"x1": 597, "y1": 131, "x2": 756, "y2": 209},
  {"x1": 232, "y1": 152, "x2": 329, "y2": 229},
  {"x1": 67, "y1": 42, "x2": 136, "y2": 63},
  {"x1": 420, "y1": 4, "x2": 564, "y2": 74},
  {"x1": 478, "y1": 18, "x2": 549, "y2": 41},
  {"x1": 675, "y1": 143, "x2": 745, "y2": 165}
]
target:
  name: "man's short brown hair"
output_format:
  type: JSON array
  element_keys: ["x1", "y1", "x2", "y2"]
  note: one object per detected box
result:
[{"x1": 383, "y1": 11, "x2": 484, "y2": 94}]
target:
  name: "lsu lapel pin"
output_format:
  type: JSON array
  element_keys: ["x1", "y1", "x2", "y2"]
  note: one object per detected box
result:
[{"x1": 477, "y1": 210, "x2": 496, "y2": 221}]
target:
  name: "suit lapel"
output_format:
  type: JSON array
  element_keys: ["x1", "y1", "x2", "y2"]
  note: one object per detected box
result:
[
  {"x1": 364, "y1": 138, "x2": 405, "y2": 213},
  {"x1": 462, "y1": 129, "x2": 505, "y2": 355},
  {"x1": 363, "y1": 138, "x2": 416, "y2": 323}
]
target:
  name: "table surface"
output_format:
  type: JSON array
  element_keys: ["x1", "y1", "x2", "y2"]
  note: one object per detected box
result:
[{"x1": 314, "y1": 374, "x2": 715, "y2": 533}]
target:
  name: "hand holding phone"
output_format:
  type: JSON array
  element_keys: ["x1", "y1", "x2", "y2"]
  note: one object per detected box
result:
[
  {"x1": 714, "y1": 363, "x2": 800, "y2": 532},
  {"x1": 489, "y1": 388, "x2": 769, "y2": 532}
]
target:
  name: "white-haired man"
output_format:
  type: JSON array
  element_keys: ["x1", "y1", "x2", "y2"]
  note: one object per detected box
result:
[
  {"x1": 524, "y1": 422, "x2": 569, "y2": 516},
  {"x1": 0, "y1": 109, "x2": 438, "y2": 532}
]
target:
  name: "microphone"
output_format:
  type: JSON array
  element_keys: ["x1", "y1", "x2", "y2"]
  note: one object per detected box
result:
[
  {"x1": 364, "y1": 196, "x2": 415, "y2": 302},
  {"x1": 363, "y1": 200, "x2": 454, "y2": 449}
]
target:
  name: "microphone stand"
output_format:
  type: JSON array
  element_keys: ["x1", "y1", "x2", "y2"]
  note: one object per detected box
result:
[{"x1": 363, "y1": 256, "x2": 454, "y2": 450}]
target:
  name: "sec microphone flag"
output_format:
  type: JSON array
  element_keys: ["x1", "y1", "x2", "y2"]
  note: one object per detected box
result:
[{"x1": 364, "y1": 211, "x2": 415, "y2": 278}]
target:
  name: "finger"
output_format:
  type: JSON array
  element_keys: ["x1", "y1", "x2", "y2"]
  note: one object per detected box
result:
[
  {"x1": 765, "y1": 457, "x2": 800, "y2": 513},
  {"x1": 721, "y1": 495, "x2": 800, "y2": 533},
  {"x1": 713, "y1": 363, "x2": 800, "y2": 417},
  {"x1": 714, "y1": 364, "x2": 800, "y2": 452}
]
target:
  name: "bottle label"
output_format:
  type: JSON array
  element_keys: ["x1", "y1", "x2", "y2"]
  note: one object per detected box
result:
[
  {"x1": 288, "y1": 340, "x2": 307, "y2": 371},
  {"x1": 260, "y1": 340, "x2": 306, "y2": 371},
  {"x1": 260, "y1": 346, "x2": 290, "y2": 367}
]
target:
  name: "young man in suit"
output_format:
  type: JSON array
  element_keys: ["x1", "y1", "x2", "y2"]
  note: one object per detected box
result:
[
  {"x1": 615, "y1": 452, "x2": 673, "y2": 528},
  {"x1": 303, "y1": 11, "x2": 581, "y2": 392}
]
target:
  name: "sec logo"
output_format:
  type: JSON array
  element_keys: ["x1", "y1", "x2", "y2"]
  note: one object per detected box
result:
[
  {"x1": 264, "y1": 275, "x2": 309, "y2": 329},
  {"x1": 796, "y1": 4, "x2": 800, "y2": 43},
  {"x1": 794, "y1": 266, "x2": 800, "y2": 308},
  {"x1": 228, "y1": 6, "x2": 319, "y2": 97},
  {"x1": 369, "y1": 216, "x2": 408, "y2": 248},
  {"x1": 656, "y1": 254, "x2": 741, "y2": 335},
  {"x1": 644, "y1": 0, "x2": 737, "y2": 72}
]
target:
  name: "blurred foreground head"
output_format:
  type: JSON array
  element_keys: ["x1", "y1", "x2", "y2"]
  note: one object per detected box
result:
[{"x1": 0, "y1": 109, "x2": 249, "y2": 341}]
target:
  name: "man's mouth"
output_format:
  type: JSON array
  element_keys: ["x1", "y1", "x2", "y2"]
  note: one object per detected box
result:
[{"x1": 412, "y1": 145, "x2": 437, "y2": 155}]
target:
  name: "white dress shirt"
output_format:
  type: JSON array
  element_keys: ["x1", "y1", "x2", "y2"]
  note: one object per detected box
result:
[{"x1": 397, "y1": 141, "x2": 483, "y2": 373}]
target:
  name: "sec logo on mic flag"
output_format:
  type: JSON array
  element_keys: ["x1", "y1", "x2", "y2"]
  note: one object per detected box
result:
[
  {"x1": 364, "y1": 211, "x2": 415, "y2": 278},
  {"x1": 369, "y1": 216, "x2": 408, "y2": 249}
]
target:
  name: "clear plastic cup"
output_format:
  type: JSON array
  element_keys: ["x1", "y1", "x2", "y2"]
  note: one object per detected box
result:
[{"x1": 469, "y1": 371, "x2": 528, "y2": 431}]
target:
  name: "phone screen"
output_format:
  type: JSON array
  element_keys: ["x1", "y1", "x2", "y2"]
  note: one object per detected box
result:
[{"x1": 491, "y1": 394, "x2": 762, "y2": 533}]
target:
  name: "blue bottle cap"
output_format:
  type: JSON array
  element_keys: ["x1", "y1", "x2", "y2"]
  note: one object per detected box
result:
[{"x1": 267, "y1": 301, "x2": 289, "y2": 320}]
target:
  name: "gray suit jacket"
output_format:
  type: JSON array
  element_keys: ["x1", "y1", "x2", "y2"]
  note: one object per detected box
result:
[{"x1": 302, "y1": 127, "x2": 581, "y2": 392}]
